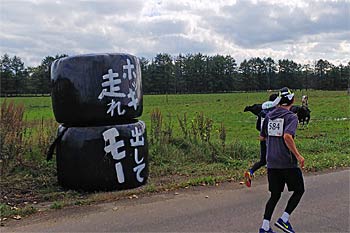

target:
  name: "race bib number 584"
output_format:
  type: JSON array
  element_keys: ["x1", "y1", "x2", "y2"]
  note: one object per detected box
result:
[{"x1": 268, "y1": 118, "x2": 284, "y2": 137}]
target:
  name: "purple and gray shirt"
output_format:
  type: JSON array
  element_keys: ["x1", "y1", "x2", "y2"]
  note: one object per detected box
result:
[{"x1": 260, "y1": 107, "x2": 299, "y2": 169}]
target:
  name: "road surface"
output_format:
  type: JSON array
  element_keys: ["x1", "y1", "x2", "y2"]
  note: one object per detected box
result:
[{"x1": 3, "y1": 169, "x2": 349, "y2": 232}]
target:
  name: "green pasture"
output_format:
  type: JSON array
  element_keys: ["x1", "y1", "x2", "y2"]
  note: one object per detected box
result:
[
  {"x1": 2, "y1": 90, "x2": 349, "y2": 140},
  {"x1": 2, "y1": 90, "x2": 349, "y2": 166}
]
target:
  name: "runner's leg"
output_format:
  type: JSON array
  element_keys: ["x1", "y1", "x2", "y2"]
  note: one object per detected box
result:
[
  {"x1": 285, "y1": 168, "x2": 305, "y2": 214},
  {"x1": 264, "y1": 191, "x2": 281, "y2": 220},
  {"x1": 250, "y1": 141, "x2": 267, "y2": 173}
]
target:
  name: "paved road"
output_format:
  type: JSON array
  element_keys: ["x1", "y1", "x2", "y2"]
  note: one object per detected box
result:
[{"x1": 3, "y1": 169, "x2": 349, "y2": 232}]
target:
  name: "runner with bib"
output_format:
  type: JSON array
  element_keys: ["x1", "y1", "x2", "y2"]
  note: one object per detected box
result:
[{"x1": 258, "y1": 87, "x2": 305, "y2": 233}]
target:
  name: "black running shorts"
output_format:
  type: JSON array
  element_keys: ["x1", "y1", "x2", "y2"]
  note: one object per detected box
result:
[{"x1": 267, "y1": 168, "x2": 305, "y2": 193}]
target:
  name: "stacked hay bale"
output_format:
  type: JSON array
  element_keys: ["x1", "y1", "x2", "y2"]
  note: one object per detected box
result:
[{"x1": 50, "y1": 53, "x2": 148, "y2": 191}]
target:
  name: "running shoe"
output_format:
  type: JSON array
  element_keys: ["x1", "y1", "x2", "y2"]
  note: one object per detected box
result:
[
  {"x1": 275, "y1": 218, "x2": 295, "y2": 233},
  {"x1": 244, "y1": 170, "x2": 253, "y2": 187},
  {"x1": 259, "y1": 227, "x2": 275, "y2": 233}
]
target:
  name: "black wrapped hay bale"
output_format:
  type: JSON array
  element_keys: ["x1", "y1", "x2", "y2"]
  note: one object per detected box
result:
[
  {"x1": 56, "y1": 121, "x2": 148, "y2": 191},
  {"x1": 51, "y1": 53, "x2": 143, "y2": 125}
]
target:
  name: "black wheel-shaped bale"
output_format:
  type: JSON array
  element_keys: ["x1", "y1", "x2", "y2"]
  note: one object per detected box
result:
[
  {"x1": 51, "y1": 53, "x2": 143, "y2": 125},
  {"x1": 56, "y1": 120, "x2": 148, "y2": 191}
]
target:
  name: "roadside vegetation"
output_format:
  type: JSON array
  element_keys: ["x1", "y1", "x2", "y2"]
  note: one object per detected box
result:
[{"x1": 1, "y1": 90, "x2": 349, "y2": 220}]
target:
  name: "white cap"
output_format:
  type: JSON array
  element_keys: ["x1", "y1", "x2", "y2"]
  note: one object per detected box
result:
[{"x1": 262, "y1": 96, "x2": 281, "y2": 109}]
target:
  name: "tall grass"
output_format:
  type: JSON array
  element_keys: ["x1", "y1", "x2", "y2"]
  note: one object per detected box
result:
[
  {"x1": 0, "y1": 100, "x2": 58, "y2": 175},
  {"x1": 150, "y1": 108, "x2": 162, "y2": 144},
  {"x1": 149, "y1": 109, "x2": 255, "y2": 174},
  {"x1": 0, "y1": 100, "x2": 25, "y2": 175}
]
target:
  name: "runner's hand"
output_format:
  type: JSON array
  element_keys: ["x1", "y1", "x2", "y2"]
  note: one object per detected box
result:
[{"x1": 298, "y1": 156, "x2": 305, "y2": 169}]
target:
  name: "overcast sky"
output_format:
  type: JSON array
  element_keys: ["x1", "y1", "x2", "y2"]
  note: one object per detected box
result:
[{"x1": 1, "y1": 0, "x2": 349, "y2": 67}]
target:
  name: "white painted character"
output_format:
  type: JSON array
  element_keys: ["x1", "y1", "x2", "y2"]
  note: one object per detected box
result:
[
  {"x1": 130, "y1": 127, "x2": 144, "y2": 147},
  {"x1": 127, "y1": 88, "x2": 139, "y2": 110},
  {"x1": 107, "y1": 99, "x2": 126, "y2": 117},
  {"x1": 122, "y1": 58, "x2": 136, "y2": 80},
  {"x1": 102, "y1": 128, "x2": 126, "y2": 183},
  {"x1": 98, "y1": 69, "x2": 126, "y2": 100},
  {"x1": 133, "y1": 148, "x2": 145, "y2": 183},
  {"x1": 130, "y1": 127, "x2": 145, "y2": 183}
]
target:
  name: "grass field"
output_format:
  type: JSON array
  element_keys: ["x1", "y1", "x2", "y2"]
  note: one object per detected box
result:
[
  {"x1": 2, "y1": 90, "x2": 349, "y2": 167},
  {"x1": 3, "y1": 90, "x2": 349, "y2": 141},
  {"x1": 0, "y1": 90, "x2": 349, "y2": 218}
]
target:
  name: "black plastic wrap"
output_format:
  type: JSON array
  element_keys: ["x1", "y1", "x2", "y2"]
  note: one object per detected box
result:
[
  {"x1": 51, "y1": 53, "x2": 143, "y2": 125},
  {"x1": 56, "y1": 121, "x2": 148, "y2": 191}
]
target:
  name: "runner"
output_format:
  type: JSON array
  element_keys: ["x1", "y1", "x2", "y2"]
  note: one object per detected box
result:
[
  {"x1": 259, "y1": 87, "x2": 305, "y2": 233},
  {"x1": 244, "y1": 93, "x2": 278, "y2": 187}
]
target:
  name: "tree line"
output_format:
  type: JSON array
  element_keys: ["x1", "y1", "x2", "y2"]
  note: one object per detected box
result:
[
  {"x1": 1, "y1": 53, "x2": 349, "y2": 96},
  {"x1": 141, "y1": 53, "x2": 349, "y2": 94},
  {"x1": 0, "y1": 54, "x2": 68, "y2": 96}
]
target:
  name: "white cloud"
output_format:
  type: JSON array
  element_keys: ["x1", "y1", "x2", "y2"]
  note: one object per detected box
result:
[{"x1": 0, "y1": 0, "x2": 349, "y2": 67}]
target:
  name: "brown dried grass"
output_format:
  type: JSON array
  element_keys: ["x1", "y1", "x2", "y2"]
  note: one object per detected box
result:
[{"x1": 0, "y1": 100, "x2": 25, "y2": 175}]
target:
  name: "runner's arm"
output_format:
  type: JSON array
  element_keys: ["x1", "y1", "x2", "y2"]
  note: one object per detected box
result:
[{"x1": 284, "y1": 133, "x2": 305, "y2": 168}]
